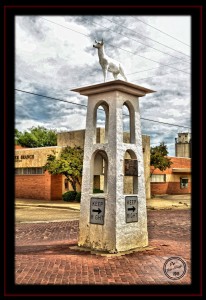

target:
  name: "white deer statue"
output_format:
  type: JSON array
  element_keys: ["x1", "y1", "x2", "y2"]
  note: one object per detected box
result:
[{"x1": 93, "y1": 38, "x2": 127, "y2": 82}]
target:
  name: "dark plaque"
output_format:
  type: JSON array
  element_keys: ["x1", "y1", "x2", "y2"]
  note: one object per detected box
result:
[
  {"x1": 90, "y1": 198, "x2": 105, "y2": 225},
  {"x1": 124, "y1": 159, "x2": 138, "y2": 176},
  {"x1": 125, "y1": 196, "x2": 138, "y2": 223}
]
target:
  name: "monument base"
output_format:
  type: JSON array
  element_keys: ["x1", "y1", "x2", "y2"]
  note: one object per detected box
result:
[
  {"x1": 78, "y1": 231, "x2": 148, "y2": 253},
  {"x1": 71, "y1": 240, "x2": 151, "y2": 256}
]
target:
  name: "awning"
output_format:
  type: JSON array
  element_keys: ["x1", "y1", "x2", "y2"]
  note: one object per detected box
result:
[{"x1": 172, "y1": 168, "x2": 191, "y2": 173}]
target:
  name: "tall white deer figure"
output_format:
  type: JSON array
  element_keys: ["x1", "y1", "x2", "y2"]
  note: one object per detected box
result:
[{"x1": 93, "y1": 39, "x2": 127, "y2": 82}]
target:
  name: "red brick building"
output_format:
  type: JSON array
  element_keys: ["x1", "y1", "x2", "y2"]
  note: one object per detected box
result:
[
  {"x1": 15, "y1": 146, "x2": 64, "y2": 200},
  {"x1": 150, "y1": 156, "x2": 191, "y2": 195},
  {"x1": 15, "y1": 132, "x2": 191, "y2": 200},
  {"x1": 15, "y1": 130, "x2": 151, "y2": 200}
]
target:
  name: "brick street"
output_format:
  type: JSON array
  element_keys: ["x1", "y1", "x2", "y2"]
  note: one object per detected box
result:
[{"x1": 15, "y1": 209, "x2": 191, "y2": 285}]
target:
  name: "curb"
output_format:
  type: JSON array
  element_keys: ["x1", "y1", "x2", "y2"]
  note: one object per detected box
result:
[{"x1": 15, "y1": 204, "x2": 80, "y2": 211}]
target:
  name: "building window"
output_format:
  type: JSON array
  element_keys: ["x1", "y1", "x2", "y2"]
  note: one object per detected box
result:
[
  {"x1": 36, "y1": 167, "x2": 43, "y2": 174},
  {"x1": 23, "y1": 168, "x2": 28, "y2": 175},
  {"x1": 150, "y1": 174, "x2": 166, "y2": 182},
  {"x1": 64, "y1": 179, "x2": 69, "y2": 189},
  {"x1": 15, "y1": 167, "x2": 44, "y2": 175},
  {"x1": 15, "y1": 168, "x2": 23, "y2": 175},
  {"x1": 180, "y1": 178, "x2": 188, "y2": 189}
]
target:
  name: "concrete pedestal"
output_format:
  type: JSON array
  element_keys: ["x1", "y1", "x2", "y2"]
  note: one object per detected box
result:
[{"x1": 72, "y1": 80, "x2": 155, "y2": 253}]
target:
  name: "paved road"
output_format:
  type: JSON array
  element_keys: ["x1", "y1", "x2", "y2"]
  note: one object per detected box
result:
[
  {"x1": 15, "y1": 194, "x2": 191, "y2": 223},
  {"x1": 15, "y1": 205, "x2": 80, "y2": 223},
  {"x1": 15, "y1": 209, "x2": 191, "y2": 286}
]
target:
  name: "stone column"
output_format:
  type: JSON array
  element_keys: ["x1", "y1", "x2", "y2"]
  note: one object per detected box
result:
[{"x1": 71, "y1": 80, "x2": 155, "y2": 253}]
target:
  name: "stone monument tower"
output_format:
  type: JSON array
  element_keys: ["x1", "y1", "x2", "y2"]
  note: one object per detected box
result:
[
  {"x1": 72, "y1": 80, "x2": 155, "y2": 253},
  {"x1": 175, "y1": 132, "x2": 191, "y2": 158}
]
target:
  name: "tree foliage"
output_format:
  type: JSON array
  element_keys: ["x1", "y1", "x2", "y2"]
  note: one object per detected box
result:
[
  {"x1": 15, "y1": 129, "x2": 22, "y2": 145},
  {"x1": 43, "y1": 146, "x2": 84, "y2": 192},
  {"x1": 15, "y1": 126, "x2": 57, "y2": 148},
  {"x1": 150, "y1": 142, "x2": 173, "y2": 174}
]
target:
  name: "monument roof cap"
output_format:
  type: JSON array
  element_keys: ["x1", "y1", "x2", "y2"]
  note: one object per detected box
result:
[{"x1": 71, "y1": 80, "x2": 156, "y2": 97}]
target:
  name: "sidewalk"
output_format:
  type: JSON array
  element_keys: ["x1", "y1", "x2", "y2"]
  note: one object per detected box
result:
[
  {"x1": 146, "y1": 194, "x2": 191, "y2": 210},
  {"x1": 15, "y1": 194, "x2": 191, "y2": 211},
  {"x1": 15, "y1": 198, "x2": 80, "y2": 211}
]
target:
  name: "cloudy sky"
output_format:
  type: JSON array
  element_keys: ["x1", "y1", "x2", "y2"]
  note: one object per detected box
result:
[{"x1": 15, "y1": 15, "x2": 191, "y2": 156}]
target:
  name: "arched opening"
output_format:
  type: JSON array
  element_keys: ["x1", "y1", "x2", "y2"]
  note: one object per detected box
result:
[
  {"x1": 122, "y1": 102, "x2": 135, "y2": 144},
  {"x1": 94, "y1": 102, "x2": 109, "y2": 144},
  {"x1": 92, "y1": 150, "x2": 108, "y2": 193},
  {"x1": 123, "y1": 150, "x2": 138, "y2": 194}
]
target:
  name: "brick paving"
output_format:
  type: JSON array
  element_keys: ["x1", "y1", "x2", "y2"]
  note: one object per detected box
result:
[{"x1": 15, "y1": 210, "x2": 191, "y2": 285}]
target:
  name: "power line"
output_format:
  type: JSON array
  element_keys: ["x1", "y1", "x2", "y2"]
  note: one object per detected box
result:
[
  {"x1": 41, "y1": 17, "x2": 91, "y2": 38},
  {"x1": 126, "y1": 62, "x2": 189, "y2": 76},
  {"x1": 101, "y1": 16, "x2": 190, "y2": 59},
  {"x1": 64, "y1": 62, "x2": 190, "y2": 90},
  {"x1": 17, "y1": 47, "x2": 188, "y2": 80},
  {"x1": 16, "y1": 63, "x2": 190, "y2": 101},
  {"x1": 140, "y1": 117, "x2": 190, "y2": 129},
  {"x1": 16, "y1": 60, "x2": 190, "y2": 97},
  {"x1": 69, "y1": 65, "x2": 189, "y2": 87},
  {"x1": 135, "y1": 17, "x2": 190, "y2": 47},
  {"x1": 85, "y1": 17, "x2": 190, "y2": 63},
  {"x1": 15, "y1": 88, "x2": 191, "y2": 129},
  {"x1": 15, "y1": 89, "x2": 88, "y2": 107},
  {"x1": 108, "y1": 43, "x2": 190, "y2": 74},
  {"x1": 41, "y1": 17, "x2": 190, "y2": 75},
  {"x1": 73, "y1": 64, "x2": 189, "y2": 87},
  {"x1": 131, "y1": 67, "x2": 190, "y2": 82}
]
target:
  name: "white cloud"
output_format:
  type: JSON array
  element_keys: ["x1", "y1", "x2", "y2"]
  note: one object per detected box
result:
[{"x1": 15, "y1": 15, "x2": 191, "y2": 156}]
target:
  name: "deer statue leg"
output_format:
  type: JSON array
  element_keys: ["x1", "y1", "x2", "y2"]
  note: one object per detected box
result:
[
  {"x1": 102, "y1": 67, "x2": 108, "y2": 82},
  {"x1": 119, "y1": 65, "x2": 127, "y2": 81},
  {"x1": 113, "y1": 73, "x2": 118, "y2": 80}
]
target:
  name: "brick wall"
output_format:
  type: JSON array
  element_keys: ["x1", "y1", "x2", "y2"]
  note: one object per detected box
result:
[
  {"x1": 15, "y1": 174, "x2": 47, "y2": 200},
  {"x1": 167, "y1": 182, "x2": 191, "y2": 194},
  {"x1": 51, "y1": 174, "x2": 63, "y2": 200},
  {"x1": 15, "y1": 171, "x2": 63, "y2": 200},
  {"x1": 150, "y1": 183, "x2": 168, "y2": 195},
  {"x1": 44, "y1": 171, "x2": 51, "y2": 200},
  {"x1": 151, "y1": 182, "x2": 191, "y2": 195}
]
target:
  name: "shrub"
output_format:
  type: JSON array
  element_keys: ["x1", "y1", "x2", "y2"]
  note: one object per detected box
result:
[
  {"x1": 93, "y1": 188, "x2": 104, "y2": 193},
  {"x1": 62, "y1": 191, "x2": 77, "y2": 202},
  {"x1": 75, "y1": 192, "x2": 81, "y2": 202}
]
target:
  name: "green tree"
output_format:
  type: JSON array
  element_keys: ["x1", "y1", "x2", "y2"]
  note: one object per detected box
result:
[
  {"x1": 43, "y1": 146, "x2": 84, "y2": 192},
  {"x1": 150, "y1": 142, "x2": 173, "y2": 175},
  {"x1": 15, "y1": 128, "x2": 22, "y2": 145},
  {"x1": 15, "y1": 126, "x2": 57, "y2": 148}
]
